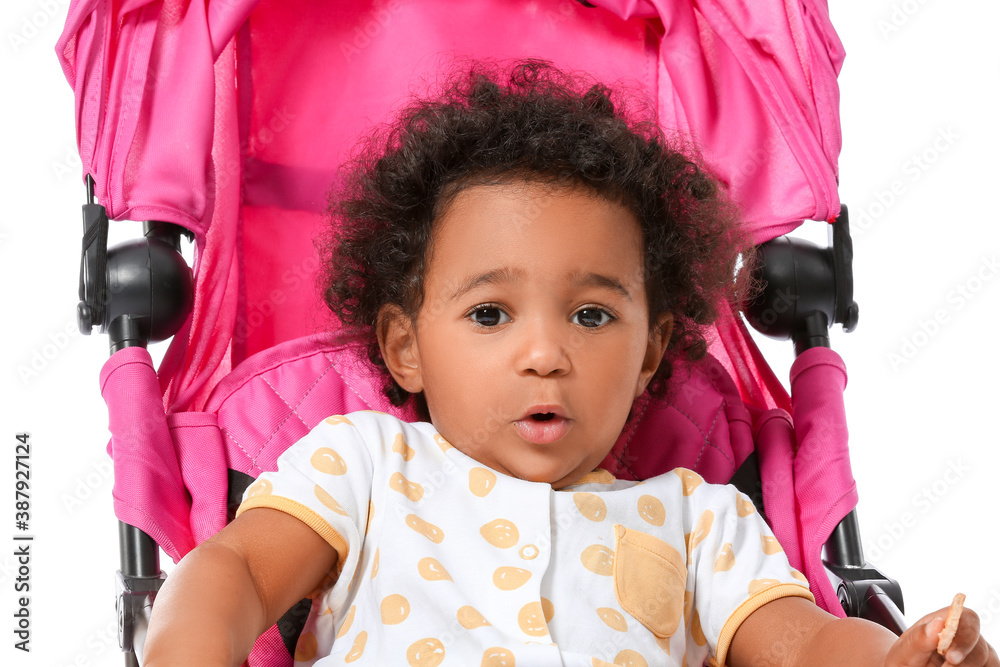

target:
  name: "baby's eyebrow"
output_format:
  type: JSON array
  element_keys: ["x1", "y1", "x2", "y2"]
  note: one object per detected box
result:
[
  {"x1": 446, "y1": 268, "x2": 633, "y2": 302},
  {"x1": 447, "y1": 267, "x2": 524, "y2": 302},
  {"x1": 570, "y1": 271, "x2": 633, "y2": 301}
]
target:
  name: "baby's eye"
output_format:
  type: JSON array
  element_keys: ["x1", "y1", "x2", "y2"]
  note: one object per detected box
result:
[
  {"x1": 573, "y1": 308, "x2": 615, "y2": 328},
  {"x1": 469, "y1": 306, "x2": 511, "y2": 327}
]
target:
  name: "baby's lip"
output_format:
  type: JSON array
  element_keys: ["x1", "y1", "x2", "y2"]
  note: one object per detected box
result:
[{"x1": 513, "y1": 406, "x2": 571, "y2": 445}]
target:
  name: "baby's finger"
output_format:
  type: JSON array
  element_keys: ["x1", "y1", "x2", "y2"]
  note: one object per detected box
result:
[
  {"x1": 942, "y1": 609, "x2": 982, "y2": 664},
  {"x1": 888, "y1": 617, "x2": 947, "y2": 667}
]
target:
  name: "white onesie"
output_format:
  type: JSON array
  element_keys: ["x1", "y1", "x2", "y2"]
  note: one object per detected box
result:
[{"x1": 237, "y1": 411, "x2": 813, "y2": 666}]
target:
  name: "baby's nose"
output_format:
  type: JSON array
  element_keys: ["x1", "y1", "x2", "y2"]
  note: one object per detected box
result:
[{"x1": 515, "y1": 319, "x2": 571, "y2": 376}]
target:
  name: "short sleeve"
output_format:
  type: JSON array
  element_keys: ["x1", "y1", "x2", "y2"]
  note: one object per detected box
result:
[
  {"x1": 236, "y1": 415, "x2": 375, "y2": 576},
  {"x1": 684, "y1": 480, "x2": 814, "y2": 667}
]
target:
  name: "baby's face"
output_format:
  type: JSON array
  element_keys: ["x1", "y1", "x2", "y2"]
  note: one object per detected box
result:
[{"x1": 385, "y1": 181, "x2": 669, "y2": 488}]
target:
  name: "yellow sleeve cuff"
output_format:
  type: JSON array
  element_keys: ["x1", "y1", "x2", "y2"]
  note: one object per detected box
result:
[
  {"x1": 712, "y1": 583, "x2": 816, "y2": 667},
  {"x1": 237, "y1": 495, "x2": 351, "y2": 573}
]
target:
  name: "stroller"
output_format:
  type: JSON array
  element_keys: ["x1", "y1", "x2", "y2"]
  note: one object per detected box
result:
[{"x1": 56, "y1": 0, "x2": 902, "y2": 664}]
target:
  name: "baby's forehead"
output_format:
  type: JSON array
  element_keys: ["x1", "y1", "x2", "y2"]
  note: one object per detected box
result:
[
  {"x1": 435, "y1": 178, "x2": 640, "y2": 229},
  {"x1": 422, "y1": 181, "x2": 647, "y2": 292}
]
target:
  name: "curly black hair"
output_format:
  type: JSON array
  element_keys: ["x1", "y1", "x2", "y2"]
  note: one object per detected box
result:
[{"x1": 320, "y1": 60, "x2": 752, "y2": 415}]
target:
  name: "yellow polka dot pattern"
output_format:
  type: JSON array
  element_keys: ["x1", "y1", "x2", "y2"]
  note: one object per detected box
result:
[
  {"x1": 324, "y1": 415, "x2": 354, "y2": 426},
  {"x1": 406, "y1": 514, "x2": 444, "y2": 543},
  {"x1": 390, "y1": 472, "x2": 424, "y2": 502},
  {"x1": 737, "y1": 495, "x2": 756, "y2": 517},
  {"x1": 481, "y1": 647, "x2": 515, "y2": 666},
  {"x1": 540, "y1": 597, "x2": 555, "y2": 623},
  {"x1": 637, "y1": 495, "x2": 665, "y2": 527},
  {"x1": 493, "y1": 566, "x2": 531, "y2": 590},
  {"x1": 407, "y1": 638, "x2": 446, "y2": 666},
  {"x1": 581, "y1": 544, "x2": 615, "y2": 576},
  {"x1": 418, "y1": 557, "x2": 452, "y2": 581},
  {"x1": 573, "y1": 493, "x2": 608, "y2": 521},
  {"x1": 674, "y1": 468, "x2": 703, "y2": 496},
  {"x1": 371, "y1": 549, "x2": 379, "y2": 579},
  {"x1": 380, "y1": 594, "x2": 410, "y2": 625},
  {"x1": 345, "y1": 630, "x2": 367, "y2": 662},
  {"x1": 469, "y1": 467, "x2": 497, "y2": 497},
  {"x1": 690, "y1": 609, "x2": 707, "y2": 646},
  {"x1": 392, "y1": 433, "x2": 415, "y2": 460},
  {"x1": 314, "y1": 485, "x2": 348, "y2": 516},
  {"x1": 615, "y1": 649, "x2": 649, "y2": 666},
  {"x1": 761, "y1": 534, "x2": 783, "y2": 555},
  {"x1": 519, "y1": 544, "x2": 539, "y2": 560},
  {"x1": 480, "y1": 519, "x2": 519, "y2": 548},
  {"x1": 517, "y1": 601, "x2": 549, "y2": 636},
  {"x1": 597, "y1": 607, "x2": 627, "y2": 632},
  {"x1": 433, "y1": 433, "x2": 451, "y2": 452},
  {"x1": 336, "y1": 605, "x2": 356, "y2": 639},
  {"x1": 458, "y1": 605, "x2": 490, "y2": 629},
  {"x1": 715, "y1": 543, "x2": 735, "y2": 572},
  {"x1": 685, "y1": 510, "x2": 714, "y2": 563},
  {"x1": 310, "y1": 447, "x2": 347, "y2": 475},
  {"x1": 246, "y1": 478, "x2": 272, "y2": 498}
]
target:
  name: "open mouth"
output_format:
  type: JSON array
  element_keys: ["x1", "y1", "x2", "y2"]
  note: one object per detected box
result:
[{"x1": 514, "y1": 408, "x2": 570, "y2": 444}]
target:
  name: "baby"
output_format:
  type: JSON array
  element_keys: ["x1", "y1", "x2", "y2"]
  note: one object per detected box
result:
[{"x1": 144, "y1": 61, "x2": 996, "y2": 666}]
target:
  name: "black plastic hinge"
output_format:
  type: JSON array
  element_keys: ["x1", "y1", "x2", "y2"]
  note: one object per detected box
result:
[{"x1": 78, "y1": 174, "x2": 110, "y2": 335}]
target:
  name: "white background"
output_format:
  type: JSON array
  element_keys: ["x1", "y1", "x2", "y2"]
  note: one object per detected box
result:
[{"x1": 1, "y1": 1, "x2": 998, "y2": 665}]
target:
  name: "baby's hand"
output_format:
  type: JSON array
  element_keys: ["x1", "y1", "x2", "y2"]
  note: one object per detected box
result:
[{"x1": 886, "y1": 596, "x2": 998, "y2": 666}]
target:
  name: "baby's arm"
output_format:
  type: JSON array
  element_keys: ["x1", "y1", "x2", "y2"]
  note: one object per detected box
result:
[
  {"x1": 143, "y1": 507, "x2": 337, "y2": 667},
  {"x1": 728, "y1": 595, "x2": 998, "y2": 666}
]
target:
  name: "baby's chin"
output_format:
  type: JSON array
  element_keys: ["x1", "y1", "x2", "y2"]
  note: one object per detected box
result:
[
  {"x1": 442, "y1": 433, "x2": 610, "y2": 488},
  {"x1": 530, "y1": 466, "x2": 594, "y2": 490}
]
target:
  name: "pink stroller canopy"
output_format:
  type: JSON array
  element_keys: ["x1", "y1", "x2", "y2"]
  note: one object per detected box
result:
[
  {"x1": 57, "y1": 0, "x2": 845, "y2": 411},
  {"x1": 57, "y1": 0, "x2": 844, "y2": 237}
]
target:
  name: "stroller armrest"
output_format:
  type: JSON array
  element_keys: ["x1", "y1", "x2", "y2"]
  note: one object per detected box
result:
[{"x1": 825, "y1": 510, "x2": 907, "y2": 635}]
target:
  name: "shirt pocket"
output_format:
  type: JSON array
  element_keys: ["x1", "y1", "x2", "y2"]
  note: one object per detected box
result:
[{"x1": 612, "y1": 524, "x2": 687, "y2": 639}]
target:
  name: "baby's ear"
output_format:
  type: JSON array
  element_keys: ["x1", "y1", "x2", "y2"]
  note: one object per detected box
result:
[
  {"x1": 636, "y1": 312, "x2": 674, "y2": 398},
  {"x1": 377, "y1": 304, "x2": 424, "y2": 394}
]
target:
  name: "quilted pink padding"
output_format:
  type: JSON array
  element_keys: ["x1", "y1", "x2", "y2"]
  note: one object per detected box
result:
[{"x1": 206, "y1": 337, "x2": 416, "y2": 478}]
